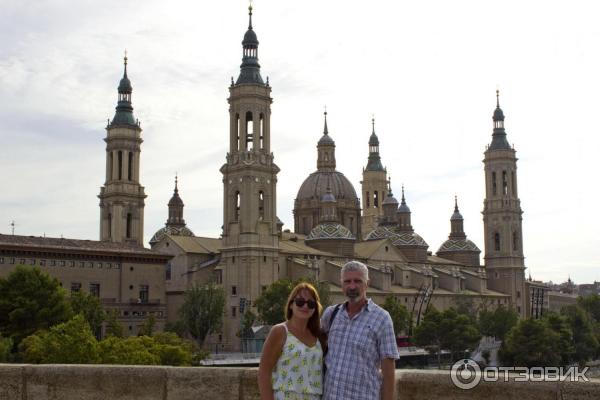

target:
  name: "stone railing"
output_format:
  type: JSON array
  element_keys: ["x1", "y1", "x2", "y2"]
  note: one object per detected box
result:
[{"x1": 0, "y1": 364, "x2": 599, "y2": 399}]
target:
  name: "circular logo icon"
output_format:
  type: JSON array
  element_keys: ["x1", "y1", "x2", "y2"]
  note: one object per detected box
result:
[{"x1": 450, "y1": 358, "x2": 481, "y2": 390}]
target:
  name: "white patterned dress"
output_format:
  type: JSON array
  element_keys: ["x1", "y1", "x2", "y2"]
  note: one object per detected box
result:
[{"x1": 271, "y1": 324, "x2": 323, "y2": 400}]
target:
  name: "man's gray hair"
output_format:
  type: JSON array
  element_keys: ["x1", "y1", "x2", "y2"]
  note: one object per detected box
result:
[{"x1": 341, "y1": 260, "x2": 369, "y2": 282}]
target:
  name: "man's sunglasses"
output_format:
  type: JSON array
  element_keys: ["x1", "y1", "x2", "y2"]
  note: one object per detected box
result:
[{"x1": 293, "y1": 298, "x2": 317, "y2": 309}]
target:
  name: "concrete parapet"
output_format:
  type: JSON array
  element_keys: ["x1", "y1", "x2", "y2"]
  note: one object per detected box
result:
[{"x1": 0, "y1": 364, "x2": 598, "y2": 400}]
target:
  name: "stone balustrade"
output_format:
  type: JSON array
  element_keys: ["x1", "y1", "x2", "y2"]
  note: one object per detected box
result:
[{"x1": 0, "y1": 364, "x2": 599, "y2": 399}]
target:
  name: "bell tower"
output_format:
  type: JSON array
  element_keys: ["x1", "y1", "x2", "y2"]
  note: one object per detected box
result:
[
  {"x1": 220, "y1": 5, "x2": 280, "y2": 350},
  {"x1": 98, "y1": 54, "x2": 146, "y2": 246},
  {"x1": 361, "y1": 117, "x2": 388, "y2": 235},
  {"x1": 482, "y1": 90, "x2": 525, "y2": 315}
]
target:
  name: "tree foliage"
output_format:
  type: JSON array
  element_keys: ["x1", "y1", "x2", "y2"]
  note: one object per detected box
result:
[
  {"x1": 255, "y1": 279, "x2": 294, "y2": 325},
  {"x1": 414, "y1": 307, "x2": 481, "y2": 367},
  {"x1": 238, "y1": 310, "x2": 257, "y2": 338},
  {"x1": 478, "y1": 306, "x2": 519, "y2": 340},
  {"x1": 560, "y1": 305, "x2": 599, "y2": 366},
  {"x1": 139, "y1": 314, "x2": 156, "y2": 337},
  {"x1": 70, "y1": 291, "x2": 105, "y2": 334},
  {"x1": 381, "y1": 295, "x2": 410, "y2": 335},
  {"x1": 104, "y1": 309, "x2": 124, "y2": 338},
  {"x1": 578, "y1": 294, "x2": 600, "y2": 323},
  {"x1": 0, "y1": 266, "x2": 72, "y2": 345},
  {"x1": 20, "y1": 314, "x2": 99, "y2": 364},
  {"x1": 500, "y1": 318, "x2": 562, "y2": 367},
  {"x1": 98, "y1": 334, "x2": 193, "y2": 366},
  {"x1": 0, "y1": 334, "x2": 12, "y2": 362},
  {"x1": 179, "y1": 282, "x2": 226, "y2": 347}
]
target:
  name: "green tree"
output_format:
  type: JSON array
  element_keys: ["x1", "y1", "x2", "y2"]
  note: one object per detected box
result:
[
  {"x1": 255, "y1": 279, "x2": 294, "y2": 325},
  {"x1": 179, "y1": 282, "x2": 226, "y2": 347},
  {"x1": 440, "y1": 309, "x2": 481, "y2": 360},
  {"x1": 238, "y1": 309, "x2": 257, "y2": 338},
  {"x1": 104, "y1": 309, "x2": 124, "y2": 338},
  {"x1": 578, "y1": 294, "x2": 600, "y2": 322},
  {"x1": 478, "y1": 306, "x2": 519, "y2": 340},
  {"x1": 139, "y1": 314, "x2": 156, "y2": 336},
  {"x1": 19, "y1": 314, "x2": 99, "y2": 364},
  {"x1": 382, "y1": 295, "x2": 410, "y2": 335},
  {"x1": 0, "y1": 334, "x2": 12, "y2": 362},
  {"x1": 98, "y1": 336, "x2": 160, "y2": 365},
  {"x1": 543, "y1": 312, "x2": 574, "y2": 366},
  {"x1": 560, "y1": 305, "x2": 599, "y2": 366},
  {"x1": 70, "y1": 291, "x2": 105, "y2": 335},
  {"x1": 500, "y1": 318, "x2": 562, "y2": 367},
  {"x1": 0, "y1": 266, "x2": 72, "y2": 346},
  {"x1": 413, "y1": 307, "x2": 445, "y2": 367},
  {"x1": 164, "y1": 320, "x2": 187, "y2": 338}
]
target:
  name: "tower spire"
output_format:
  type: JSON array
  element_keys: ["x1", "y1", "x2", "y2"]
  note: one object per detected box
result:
[
  {"x1": 365, "y1": 115, "x2": 383, "y2": 171},
  {"x1": 489, "y1": 89, "x2": 510, "y2": 150},
  {"x1": 111, "y1": 53, "x2": 137, "y2": 127},
  {"x1": 236, "y1": 3, "x2": 263, "y2": 85},
  {"x1": 323, "y1": 109, "x2": 329, "y2": 135}
]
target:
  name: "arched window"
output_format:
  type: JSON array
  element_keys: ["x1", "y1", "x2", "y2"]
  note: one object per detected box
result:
[
  {"x1": 166, "y1": 262, "x2": 172, "y2": 280},
  {"x1": 511, "y1": 171, "x2": 516, "y2": 196},
  {"x1": 128, "y1": 152, "x2": 133, "y2": 181},
  {"x1": 259, "y1": 113, "x2": 264, "y2": 149},
  {"x1": 374, "y1": 191, "x2": 379, "y2": 208},
  {"x1": 234, "y1": 191, "x2": 240, "y2": 221},
  {"x1": 126, "y1": 213, "x2": 132, "y2": 239},
  {"x1": 236, "y1": 113, "x2": 240, "y2": 151},
  {"x1": 109, "y1": 152, "x2": 114, "y2": 180},
  {"x1": 494, "y1": 232, "x2": 501, "y2": 251},
  {"x1": 492, "y1": 171, "x2": 497, "y2": 195},
  {"x1": 107, "y1": 213, "x2": 112, "y2": 238},
  {"x1": 324, "y1": 152, "x2": 329, "y2": 161},
  {"x1": 512, "y1": 231, "x2": 519, "y2": 251},
  {"x1": 118, "y1": 151, "x2": 123, "y2": 180},
  {"x1": 245, "y1": 111, "x2": 253, "y2": 151},
  {"x1": 502, "y1": 171, "x2": 508, "y2": 195},
  {"x1": 258, "y1": 191, "x2": 264, "y2": 219}
]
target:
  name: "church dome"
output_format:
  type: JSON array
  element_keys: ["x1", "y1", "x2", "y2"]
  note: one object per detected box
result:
[
  {"x1": 306, "y1": 222, "x2": 355, "y2": 241},
  {"x1": 149, "y1": 225, "x2": 194, "y2": 245},
  {"x1": 365, "y1": 225, "x2": 397, "y2": 241},
  {"x1": 318, "y1": 133, "x2": 335, "y2": 145},
  {"x1": 392, "y1": 231, "x2": 428, "y2": 248},
  {"x1": 437, "y1": 238, "x2": 480, "y2": 253},
  {"x1": 296, "y1": 171, "x2": 358, "y2": 203}
]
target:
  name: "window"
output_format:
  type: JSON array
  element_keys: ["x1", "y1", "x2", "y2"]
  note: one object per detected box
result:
[
  {"x1": 128, "y1": 152, "x2": 133, "y2": 181},
  {"x1": 494, "y1": 232, "x2": 501, "y2": 251},
  {"x1": 0, "y1": 257, "x2": 4, "y2": 264},
  {"x1": 166, "y1": 262, "x2": 172, "y2": 280},
  {"x1": 59, "y1": 260, "x2": 65, "y2": 267},
  {"x1": 245, "y1": 111, "x2": 254, "y2": 150},
  {"x1": 78, "y1": 261, "x2": 84, "y2": 268},
  {"x1": 29, "y1": 259, "x2": 36, "y2": 265},
  {"x1": 71, "y1": 282, "x2": 82, "y2": 293},
  {"x1": 110, "y1": 152, "x2": 114, "y2": 179},
  {"x1": 118, "y1": 151, "x2": 123, "y2": 180},
  {"x1": 502, "y1": 170, "x2": 508, "y2": 195},
  {"x1": 231, "y1": 306, "x2": 237, "y2": 317},
  {"x1": 89, "y1": 283, "x2": 100, "y2": 298},
  {"x1": 492, "y1": 172, "x2": 497, "y2": 195},
  {"x1": 126, "y1": 213, "x2": 132, "y2": 238},
  {"x1": 366, "y1": 192, "x2": 370, "y2": 208},
  {"x1": 258, "y1": 191, "x2": 265, "y2": 219},
  {"x1": 262, "y1": 285, "x2": 267, "y2": 292},
  {"x1": 87, "y1": 262, "x2": 93, "y2": 268},
  {"x1": 263, "y1": 255, "x2": 267, "y2": 263},
  {"x1": 108, "y1": 213, "x2": 112, "y2": 239},
  {"x1": 517, "y1": 290, "x2": 521, "y2": 299},
  {"x1": 69, "y1": 261, "x2": 75, "y2": 267},
  {"x1": 97, "y1": 262, "x2": 103, "y2": 268},
  {"x1": 513, "y1": 232, "x2": 519, "y2": 251},
  {"x1": 259, "y1": 113, "x2": 265, "y2": 149},
  {"x1": 139, "y1": 285, "x2": 149, "y2": 303},
  {"x1": 50, "y1": 260, "x2": 56, "y2": 266},
  {"x1": 106, "y1": 263, "x2": 112, "y2": 269},
  {"x1": 374, "y1": 191, "x2": 379, "y2": 208},
  {"x1": 234, "y1": 192, "x2": 240, "y2": 221},
  {"x1": 231, "y1": 286, "x2": 237, "y2": 296}
]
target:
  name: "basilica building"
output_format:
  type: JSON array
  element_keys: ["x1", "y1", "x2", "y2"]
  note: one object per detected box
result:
[{"x1": 0, "y1": 6, "x2": 560, "y2": 351}]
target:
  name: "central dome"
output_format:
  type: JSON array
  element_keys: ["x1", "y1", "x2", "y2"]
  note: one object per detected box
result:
[{"x1": 296, "y1": 171, "x2": 358, "y2": 202}]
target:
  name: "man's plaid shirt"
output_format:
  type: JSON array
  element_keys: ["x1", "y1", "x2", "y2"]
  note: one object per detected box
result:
[{"x1": 321, "y1": 299, "x2": 399, "y2": 400}]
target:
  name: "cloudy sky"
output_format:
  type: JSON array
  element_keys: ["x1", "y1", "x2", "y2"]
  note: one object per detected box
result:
[{"x1": 0, "y1": 0, "x2": 598, "y2": 284}]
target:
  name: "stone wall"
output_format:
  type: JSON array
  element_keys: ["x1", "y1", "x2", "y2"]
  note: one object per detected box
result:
[{"x1": 0, "y1": 364, "x2": 599, "y2": 400}]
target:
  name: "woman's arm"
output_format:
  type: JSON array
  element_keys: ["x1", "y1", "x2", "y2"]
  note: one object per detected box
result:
[{"x1": 257, "y1": 324, "x2": 286, "y2": 400}]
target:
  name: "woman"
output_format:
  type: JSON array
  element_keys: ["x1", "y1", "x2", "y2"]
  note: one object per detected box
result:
[{"x1": 258, "y1": 282, "x2": 324, "y2": 400}]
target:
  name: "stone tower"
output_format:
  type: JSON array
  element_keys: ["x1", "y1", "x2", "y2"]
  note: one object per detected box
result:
[
  {"x1": 98, "y1": 55, "x2": 146, "y2": 246},
  {"x1": 361, "y1": 117, "x2": 388, "y2": 236},
  {"x1": 482, "y1": 90, "x2": 525, "y2": 315},
  {"x1": 220, "y1": 5, "x2": 280, "y2": 350}
]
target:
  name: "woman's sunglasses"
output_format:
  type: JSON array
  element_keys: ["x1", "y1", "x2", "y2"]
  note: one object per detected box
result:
[{"x1": 293, "y1": 298, "x2": 317, "y2": 309}]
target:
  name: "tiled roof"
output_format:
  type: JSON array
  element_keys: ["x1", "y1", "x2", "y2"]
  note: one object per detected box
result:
[{"x1": 0, "y1": 234, "x2": 170, "y2": 258}]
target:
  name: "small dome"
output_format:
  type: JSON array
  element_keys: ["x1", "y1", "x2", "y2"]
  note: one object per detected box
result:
[
  {"x1": 382, "y1": 193, "x2": 399, "y2": 206},
  {"x1": 493, "y1": 107, "x2": 504, "y2": 121},
  {"x1": 118, "y1": 76, "x2": 132, "y2": 93},
  {"x1": 168, "y1": 192, "x2": 184, "y2": 207},
  {"x1": 149, "y1": 225, "x2": 194, "y2": 245},
  {"x1": 392, "y1": 231, "x2": 428, "y2": 248},
  {"x1": 296, "y1": 171, "x2": 358, "y2": 203},
  {"x1": 398, "y1": 202, "x2": 410, "y2": 213},
  {"x1": 437, "y1": 238, "x2": 480, "y2": 253},
  {"x1": 243, "y1": 29, "x2": 258, "y2": 46},
  {"x1": 369, "y1": 132, "x2": 379, "y2": 146},
  {"x1": 318, "y1": 133, "x2": 335, "y2": 146},
  {"x1": 306, "y1": 222, "x2": 355, "y2": 241},
  {"x1": 451, "y1": 209, "x2": 463, "y2": 221}
]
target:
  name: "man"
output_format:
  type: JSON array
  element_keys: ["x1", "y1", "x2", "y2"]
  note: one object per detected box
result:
[{"x1": 321, "y1": 260, "x2": 399, "y2": 400}]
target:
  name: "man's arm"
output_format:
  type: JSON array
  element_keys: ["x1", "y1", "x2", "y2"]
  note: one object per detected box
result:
[{"x1": 381, "y1": 357, "x2": 396, "y2": 400}]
